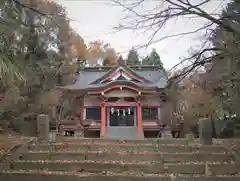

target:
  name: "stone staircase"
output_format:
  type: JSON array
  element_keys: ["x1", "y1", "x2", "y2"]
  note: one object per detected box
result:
[
  {"x1": 104, "y1": 127, "x2": 143, "y2": 140},
  {"x1": 1, "y1": 138, "x2": 240, "y2": 181}
]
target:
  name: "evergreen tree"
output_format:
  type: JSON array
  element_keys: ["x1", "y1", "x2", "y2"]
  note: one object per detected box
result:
[
  {"x1": 142, "y1": 49, "x2": 163, "y2": 66},
  {"x1": 126, "y1": 48, "x2": 140, "y2": 65},
  {"x1": 208, "y1": 0, "x2": 240, "y2": 117},
  {"x1": 103, "y1": 57, "x2": 113, "y2": 66},
  {"x1": 76, "y1": 56, "x2": 87, "y2": 71}
]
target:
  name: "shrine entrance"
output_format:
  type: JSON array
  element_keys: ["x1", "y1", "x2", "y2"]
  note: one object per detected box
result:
[{"x1": 108, "y1": 107, "x2": 136, "y2": 127}]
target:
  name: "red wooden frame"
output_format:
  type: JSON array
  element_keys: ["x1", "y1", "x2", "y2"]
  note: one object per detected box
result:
[
  {"x1": 100, "y1": 101, "x2": 106, "y2": 137},
  {"x1": 137, "y1": 102, "x2": 143, "y2": 136},
  {"x1": 141, "y1": 106, "x2": 160, "y2": 122},
  {"x1": 83, "y1": 107, "x2": 102, "y2": 123},
  {"x1": 80, "y1": 86, "x2": 162, "y2": 137},
  {"x1": 103, "y1": 85, "x2": 139, "y2": 93},
  {"x1": 107, "y1": 101, "x2": 136, "y2": 107}
]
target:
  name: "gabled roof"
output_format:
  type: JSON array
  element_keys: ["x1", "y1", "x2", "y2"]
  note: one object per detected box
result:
[
  {"x1": 90, "y1": 64, "x2": 151, "y2": 84},
  {"x1": 59, "y1": 64, "x2": 168, "y2": 92}
]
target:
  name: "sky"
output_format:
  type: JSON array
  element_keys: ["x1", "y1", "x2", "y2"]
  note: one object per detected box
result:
[{"x1": 58, "y1": 0, "x2": 229, "y2": 70}]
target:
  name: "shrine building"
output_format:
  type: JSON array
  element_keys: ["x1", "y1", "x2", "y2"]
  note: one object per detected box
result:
[{"x1": 59, "y1": 58, "x2": 168, "y2": 139}]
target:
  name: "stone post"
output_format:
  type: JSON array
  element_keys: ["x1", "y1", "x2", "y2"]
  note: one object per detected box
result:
[
  {"x1": 49, "y1": 130, "x2": 56, "y2": 142},
  {"x1": 198, "y1": 118, "x2": 212, "y2": 145},
  {"x1": 162, "y1": 125, "x2": 172, "y2": 139},
  {"x1": 37, "y1": 114, "x2": 50, "y2": 142},
  {"x1": 74, "y1": 124, "x2": 83, "y2": 137}
]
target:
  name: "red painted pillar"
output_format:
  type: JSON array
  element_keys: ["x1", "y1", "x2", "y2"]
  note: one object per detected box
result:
[
  {"x1": 137, "y1": 102, "x2": 143, "y2": 136},
  {"x1": 100, "y1": 101, "x2": 106, "y2": 137}
]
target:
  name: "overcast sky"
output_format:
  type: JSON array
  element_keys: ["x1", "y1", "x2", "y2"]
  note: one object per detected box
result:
[{"x1": 58, "y1": 0, "x2": 228, "y2": 70}]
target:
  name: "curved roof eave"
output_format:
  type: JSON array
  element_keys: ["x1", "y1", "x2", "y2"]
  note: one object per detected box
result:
[
  {"x1": 57, "y1": 78, "x2": 167, "y2": 91},
  {"x1": 86, "y1": 80, "x2": 159, "y2": 92}
]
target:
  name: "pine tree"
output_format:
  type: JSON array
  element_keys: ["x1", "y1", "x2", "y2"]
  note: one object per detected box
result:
[
  {"x1": 126, "y1": 48, "x2": 140, "y2": 65},
  {"x1": 142, "y1": 49, "x2": 163, "y2": 66}
]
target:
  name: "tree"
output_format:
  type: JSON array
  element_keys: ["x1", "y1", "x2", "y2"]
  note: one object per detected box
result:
[
  {"x1": 142, "y1": 48, "x2": 163, "y2": 66},
  {"x1": 199, "y1": 0, "x2": 240, "y2": 118},
  {"x1": 0, "y1": 0, "x2": 88, "y2": 130},
  {"x1": 68, "y1": 29, "x2": 87, "y2": 61},
  {"x1": 113, "y1": 0, "x2": 240, "y2": 76},
  {"x1": 113, "y1": 0, "x2": 240, "y2": 128},
  {"x1": 87, "y1": 40, "x2": 117, "y2": 66},
  {"x1": 165, "y1": 70, "x2": 216, "y2": 134},
  {"x1": 126, "y1": 48, "x2": 140, "y2": 65},
  {"x1": 0, "y1": 0, "x2": 27, "y2": 84},
  {"x1": 183, "y1": 77, "x2": 215, "y2": 118},
  {"x1": 103, "y1": 48, "x2": 117, "y2": 66},
  {"x1": 77, "y1": 56, "x2": 87, "y2": 68}
]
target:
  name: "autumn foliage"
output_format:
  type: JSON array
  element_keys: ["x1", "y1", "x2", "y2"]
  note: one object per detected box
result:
[
  {"x1": 86, "y1": 40, "x2": 117, "y2": 66},
  {"x1": 165, "y1": 71, "x2": 216, "y2": 133},
  {"x1": 182, "y1": 78, "x2": 216, "y2": 120}
]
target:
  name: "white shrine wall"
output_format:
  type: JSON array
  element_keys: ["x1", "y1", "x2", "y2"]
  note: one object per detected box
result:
[
  {"x1": 140, "y1": 95, "x2": 161, "y2": 106},
  {"x1": 83, "y1": 96, "x2": 100, "y2": 107}
]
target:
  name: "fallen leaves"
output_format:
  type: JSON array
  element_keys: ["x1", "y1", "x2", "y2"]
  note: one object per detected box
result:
[
  {"x1": 0, "y1": 135, "x2": 34, "y2": 158},
  {"x1": 2, "y1": 137, "x2": 240, "y2": 180},
  {"x1": 15, "y1": 159, "x2": 153, "y2": 165}
]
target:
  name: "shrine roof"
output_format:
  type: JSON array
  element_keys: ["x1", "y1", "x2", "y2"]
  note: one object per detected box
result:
[{"x1": 59, "y1": 65, "x2": 168, "y2": 91}]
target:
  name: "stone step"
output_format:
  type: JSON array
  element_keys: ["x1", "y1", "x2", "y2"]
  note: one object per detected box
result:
[
  {"x1": 54, "y1": 138, "x2": 189, "y2": 145},
  {"x1": 10, "y1": 161, "x2": 240, "y2": 175},
  {"x1": 0, "y1": 172, "x2": 81, "y2": 181},
  {"x1": 29, "y1": 143, "x2": 227, "y2": 153},
  {"x1": 165, "y1": 163, "x2": 240, "y2": 175},
  {"x1": 2, "y1": 171, "x2": 240, "y2": 181},
  {"x1": 22, "y1": 151, "x2": 233, "y2": 163},
  {"x1": 104, "y1": 127, "x2": 143, "y2": 140},
  {"x1": 11, "y1": 160, "x2": 162, "y2": 173}
]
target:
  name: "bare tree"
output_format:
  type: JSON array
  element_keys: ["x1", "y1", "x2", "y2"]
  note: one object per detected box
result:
[{"x1": 112, "y1": 0, "x2": 239, "y2": 76}]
